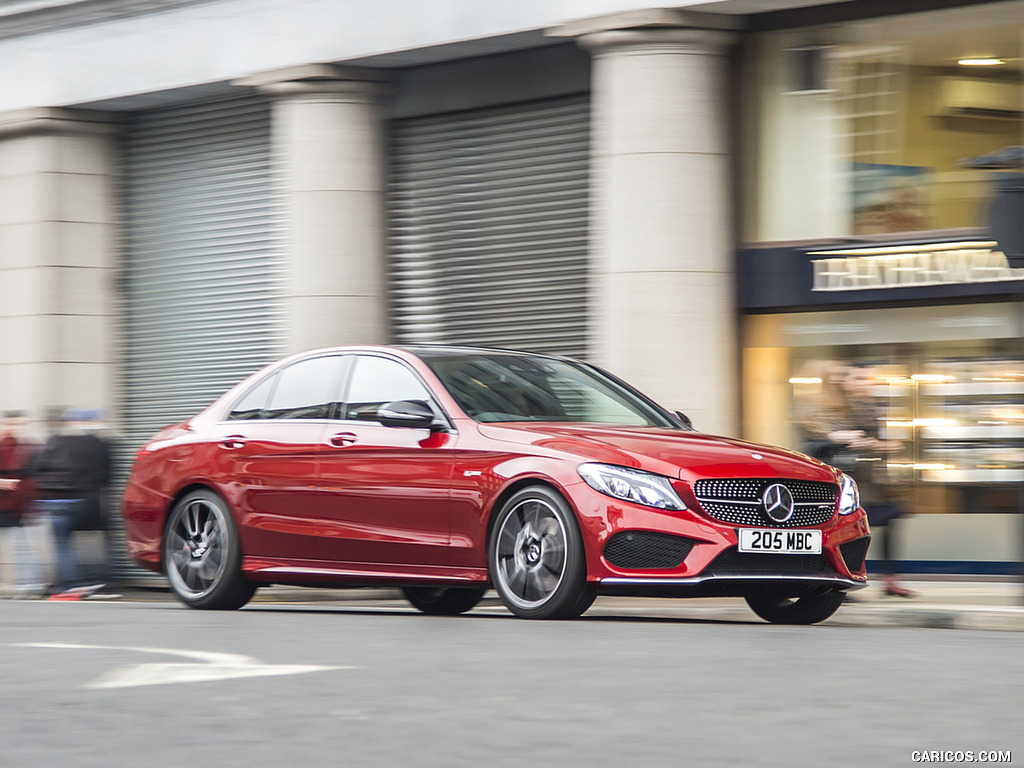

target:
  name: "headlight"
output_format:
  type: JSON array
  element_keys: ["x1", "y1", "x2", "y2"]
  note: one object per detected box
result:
[
  {"x1": 577, "y1": 463, "x2": 686, "y2": 511},
  {"x1": 838, "y1": 473, "x2": 860, "y2": 516}
]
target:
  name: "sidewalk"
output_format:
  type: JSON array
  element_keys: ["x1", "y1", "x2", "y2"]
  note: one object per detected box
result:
[
  {"x1": 830, "y1": 579, "x2": 1024, "y2": 632},
  {"x1": 110, "y1": 577, "x2": 1024, "y2": 632},
  {"x1": 587, "y1": 579, "x2": 1024, "y2": 632}
]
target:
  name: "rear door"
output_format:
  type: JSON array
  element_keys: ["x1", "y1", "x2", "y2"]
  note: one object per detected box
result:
[{"x1": 208, "y1": 354, "x2": 348, "y2": 560}]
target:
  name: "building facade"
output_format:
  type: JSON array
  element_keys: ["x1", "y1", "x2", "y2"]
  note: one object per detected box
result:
[{"x1": 1, "y1": 0, "x2": 1021, "y2": 574}]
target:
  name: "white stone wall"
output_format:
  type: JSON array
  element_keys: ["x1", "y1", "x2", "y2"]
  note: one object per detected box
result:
[
  {"x1": 0, "y1": 0, "x2": 725, "y2": 113},
  {"x1": 252, "y1": 68, "x2": 389, "y2": 351},
  {"x1": 752, "y1": 33, "x2": 853, "y2": 241},
  {"x1": 877, "y1": 513, "x2": 1024, "y2": 568},
  {"x1": 0, "y1": 110, "x2": 119, "y2": 427},
  {"x1": 583, "y1": 24, "x2": 739, "y2": 436}
]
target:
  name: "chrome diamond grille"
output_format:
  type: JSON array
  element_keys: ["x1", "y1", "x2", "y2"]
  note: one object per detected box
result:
[{"x1": 692, "y1": 479, "x2": 837, "y2": 528}]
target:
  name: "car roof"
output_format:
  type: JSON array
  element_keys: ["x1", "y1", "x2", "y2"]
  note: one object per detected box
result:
[{"x1": 395, "y1": 344, "x2": 576, "y2": 361}]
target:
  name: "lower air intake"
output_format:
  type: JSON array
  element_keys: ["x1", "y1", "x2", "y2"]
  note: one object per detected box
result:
[
  {"x1": 603, "y1": 531, "x2": 695, "y2": 570},
  {"x1": 839, "y1": 537, "x2": 871, "y2": 573},
  {"x1": 704, "y1": 547, "x2": 835, "y2": 577}
]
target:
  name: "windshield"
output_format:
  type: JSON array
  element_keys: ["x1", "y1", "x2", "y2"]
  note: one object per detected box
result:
[{"x1": 417, "y1": 351, "x2": 679, "y2": 427}]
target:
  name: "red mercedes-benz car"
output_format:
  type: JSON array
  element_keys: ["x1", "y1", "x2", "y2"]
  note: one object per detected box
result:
[{"x1": 123, "y1": 345, "x2": 870, "y2": 622}]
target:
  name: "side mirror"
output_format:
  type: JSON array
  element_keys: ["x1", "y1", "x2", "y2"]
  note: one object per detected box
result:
[
  {"x1": 378, "y1": 400, "x2": 439, "y2": 430},
  {"x1": 674, "y1": 410, "x2": 694, "y2": 430}
]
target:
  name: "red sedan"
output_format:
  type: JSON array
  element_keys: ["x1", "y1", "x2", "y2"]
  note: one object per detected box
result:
[{"x1": 123, "y1": 345, "x2": 870, "y2": 622}]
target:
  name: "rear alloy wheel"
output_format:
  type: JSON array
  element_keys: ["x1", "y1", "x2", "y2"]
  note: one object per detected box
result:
[
  {"x1": 488, "y1": 486, "x2": 595, "y2": 620},
  {"x1": 402, "y1": 586, "x2": 487, "y2": 616},
  {"x1": 745, "y1": 590, "x2": 846, "y2": 625},
  {"x1": 164, "y1": 489, "x2": 256, "y2": 610}
]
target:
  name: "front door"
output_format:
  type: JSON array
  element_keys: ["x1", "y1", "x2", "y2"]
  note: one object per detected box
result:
[{"x1": 315, "y1": 354, "x2": 455, "y2": 568}]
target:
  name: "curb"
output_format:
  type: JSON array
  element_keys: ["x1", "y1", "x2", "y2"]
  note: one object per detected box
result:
[
  {"x1": 826, "y1": 604, "x2": 1024, "y2": 632},
  {"x1": 579, "y1": 600, "x2": 1024, "y2": 632},
  {"x1": 255, "y1": 592, "x2": 1024, "y2": 632},
  {"x1": 31, "y1": 585, "x2": 1024, "y2": 631}
]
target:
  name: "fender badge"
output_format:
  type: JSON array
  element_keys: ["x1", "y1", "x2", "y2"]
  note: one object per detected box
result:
[{"x1": 751, "y1": 453, "x2": 764, "y2": 460}]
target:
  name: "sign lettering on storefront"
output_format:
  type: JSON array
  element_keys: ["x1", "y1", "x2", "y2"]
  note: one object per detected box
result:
[{"x1": 809, "y1": 241, "x2": 1024, "y2": 291}]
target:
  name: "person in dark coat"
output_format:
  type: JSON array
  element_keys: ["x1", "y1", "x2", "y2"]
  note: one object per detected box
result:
[
  {"x1": 796, "y1": 363, "x2": 915, "y2": 598},
  {"x1": 840, "y1": 366, "x2": 915, "y2": 597},
  {"x1": 0, "y1": 411, "x2": 44, "y2": 597},
  {"x1": 26, "y1": 408, "x2": 112, "y2": 595}
]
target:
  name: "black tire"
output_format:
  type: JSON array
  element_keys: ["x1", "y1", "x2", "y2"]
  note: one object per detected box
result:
[
  {"x1": 745, "y1": 590, "x2": 845, "y2": 625},
  {"x1": 402, "y1": 586, "x2": 488, "y2": 615},
  {"x1": 163, "y1": 489, "x2": 256, "y2": 610},
  {"x1": 488, "y1": 485, "x2": 595, "y2": 620}
]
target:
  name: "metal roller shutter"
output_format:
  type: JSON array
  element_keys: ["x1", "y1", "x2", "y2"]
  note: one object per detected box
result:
[
  {"x1": 115, "y1": 95, "x2": 282, "y2": 579},
  {"x1": 388, "y1": 95, "x2": 590, "y2": 358}
]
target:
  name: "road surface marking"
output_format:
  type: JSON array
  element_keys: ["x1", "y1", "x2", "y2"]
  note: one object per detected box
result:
[{"x1": 16, "y1": 642, "x2": 354, "y2": 689}]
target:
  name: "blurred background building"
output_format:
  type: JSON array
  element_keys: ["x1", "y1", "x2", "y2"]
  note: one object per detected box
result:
[{"x1": 0, "y1": 0, "x2": 1022, "y2": 576}]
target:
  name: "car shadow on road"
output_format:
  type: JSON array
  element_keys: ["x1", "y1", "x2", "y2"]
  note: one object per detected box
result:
[{"x1": 242, "y1": 603, "x2": 763, "y2": 626}]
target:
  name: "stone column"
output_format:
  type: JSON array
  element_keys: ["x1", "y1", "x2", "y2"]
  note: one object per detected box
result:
[
  {"x1": 0, "y1": 108, "x2": 120, "y2": 427},
  {"x1": 555, "y1": 12, "x2": 739, "y2": 436},
  {"x1": 242, "y1": 65, "x2": 389, "y2": 353}
]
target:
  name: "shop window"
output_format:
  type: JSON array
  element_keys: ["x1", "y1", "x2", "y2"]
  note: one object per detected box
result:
[
  {"x1": 749, "y1": 2, "x2": 1024, "y2": 243},
  {"x1": 743, "y1": 305, "x2": 1024, "y2": 516}
]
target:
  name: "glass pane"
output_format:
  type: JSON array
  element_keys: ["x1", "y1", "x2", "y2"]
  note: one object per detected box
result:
[
  {"x1": 744, "y1": 307, "x2": 1024, "y2": 516},
  {"x1": 749, "y1": 3, "x2": 1024, "y2": 242},
  {"x1": 421, "y1": 352, "x2": 677, "y2": 427},
  {"x1": 264, "y1": 356, "x2": 343, "y2": 420},
  {"x1": 345, "y1": 356, "x2": 432, "y2": 422},
  {"x1": 227, "y1": 374, "x2": 277, "y2": 420}
]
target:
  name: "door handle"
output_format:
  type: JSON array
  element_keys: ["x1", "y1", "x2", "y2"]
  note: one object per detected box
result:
[
  {"x1": 220, "y1": 436, "x2": 247, "y2": 449},
  {"x1": 329, "y1": 432, "x2": 358, "y2": 447}
]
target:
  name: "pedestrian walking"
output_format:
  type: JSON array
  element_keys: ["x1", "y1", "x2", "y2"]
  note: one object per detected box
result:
[
  {"x1": 25, "y1": 408, "x2": 113, "y2": 597},
  {"x1": 795, "y1": 361, "x2": 916, "y2": 598},
  {"x1": 0, "y1": 410, "x2": 46, "y2": 598},
  {"x1": 840, "y1": 365, "x2": 915, "y2": 598}
]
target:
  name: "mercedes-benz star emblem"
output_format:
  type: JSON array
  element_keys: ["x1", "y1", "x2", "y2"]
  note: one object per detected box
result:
[{"x1": 762, "y1": 484, "x2": 795, "y2": 523}]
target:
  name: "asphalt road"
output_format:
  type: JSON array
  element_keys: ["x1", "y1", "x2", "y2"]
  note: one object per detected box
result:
[{"x1": 1, "y1": 598, "x2": 1020, "y2": 768}]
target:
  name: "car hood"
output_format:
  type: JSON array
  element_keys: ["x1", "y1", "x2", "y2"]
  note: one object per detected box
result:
[{"x1": 475, "y1": 423, "x2": 837, "y2": 484}]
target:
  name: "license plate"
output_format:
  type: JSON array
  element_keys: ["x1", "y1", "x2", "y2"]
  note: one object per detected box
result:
[{"x1": 738, "y1": 528, "x2": 822, "y2": 554}]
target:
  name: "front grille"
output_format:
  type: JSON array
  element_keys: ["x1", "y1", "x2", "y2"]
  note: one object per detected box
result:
[
  {"x1": 703, "y1": 547, "x2": 835, "y2": 577},
  {"x1": 603, "y1": 531, "x2": 696, "y2": 570},
  {"x1": 692, "y1": 478, "x2": 837, "y2": 528},
  {"x1": 839, "y1": 537, "x2": 871, "y2": 573}
]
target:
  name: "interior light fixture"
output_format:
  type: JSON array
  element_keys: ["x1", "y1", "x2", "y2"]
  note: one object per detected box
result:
[
  {"x1": 807, "y1": 240, "x2": 996, "y2": 257},
  {"x1": 884, "y1": 418, "x2": 957, "y2": 428},
  {"x1": 886, "y1": 462, "x2": 956, "y2": 471},
  {"x1": 957, "y1": 57, "x2": 1005, "y2": 66}
]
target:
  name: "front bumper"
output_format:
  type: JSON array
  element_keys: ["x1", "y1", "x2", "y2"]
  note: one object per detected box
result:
[
  {"x1": 568, "y1": 479, "x2": 871, "y2": 593},
  {"x1": 598, "y1": 573, "x2": 868, "y2": 598}
]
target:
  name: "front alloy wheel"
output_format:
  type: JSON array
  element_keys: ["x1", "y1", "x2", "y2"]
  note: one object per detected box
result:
[
  {"x1": 164, "y1": 489, "x2": 256, "y2": 610},
  {"x1": 488, "y1": 486, "x2": 595, "y2": 620}
]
